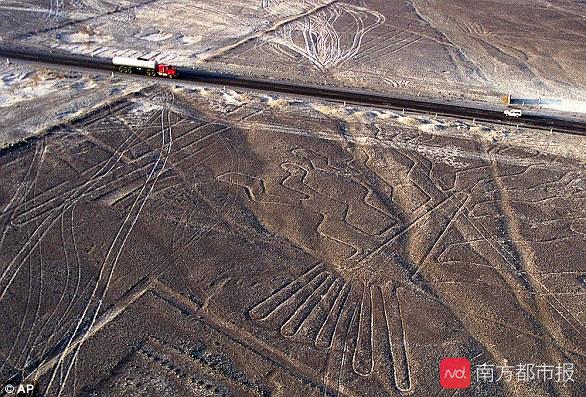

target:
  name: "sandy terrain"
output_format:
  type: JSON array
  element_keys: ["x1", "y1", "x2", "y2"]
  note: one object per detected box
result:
[
  {"x1": 1, "y1": 0, "x2": 336, "y2": 66},
  {"x1": 0, "y1": 62, "x2": 152, "y2": 148},
  {"x1": 0, "y1": 1, "x2": 585, "y2": 396},
  {"x1": 2, "y1": 0, "x2": 585, "y2": 106},
  {"x1": 0, "y1": 82, "x2": 584, "y2": 396}
]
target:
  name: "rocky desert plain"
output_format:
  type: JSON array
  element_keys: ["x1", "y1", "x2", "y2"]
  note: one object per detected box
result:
[{"x1": 0, "y1": 1, "x2": 585, "y2": 396}]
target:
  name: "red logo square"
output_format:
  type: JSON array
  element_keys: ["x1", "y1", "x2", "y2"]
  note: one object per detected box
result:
[{"x1": 440, "y1": 358, "x2": 471, "y2": 389}]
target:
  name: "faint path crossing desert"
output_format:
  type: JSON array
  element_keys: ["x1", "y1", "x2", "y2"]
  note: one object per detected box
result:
[
  {"x1": 268, "y1": 3, "x2": 386, "y2": 70},
  {"x1": 197, "y1": 0, "x2": 340, "y2": 61},
  {"x1": 44, "y1": 104, "x2": 174, "y2": 396}
]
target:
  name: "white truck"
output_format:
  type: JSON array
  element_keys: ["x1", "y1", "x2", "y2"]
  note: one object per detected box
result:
[{"x1": 112, "y1": 56, "x2": 177, "y2": 78}]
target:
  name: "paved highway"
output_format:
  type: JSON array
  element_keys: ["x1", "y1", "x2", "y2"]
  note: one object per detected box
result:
[{"x1": 2, "y1": 45, "x2": 585, "y2": 136}]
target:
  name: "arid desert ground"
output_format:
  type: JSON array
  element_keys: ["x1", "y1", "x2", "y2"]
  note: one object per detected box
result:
[
  {"x1": 1, "y1": 1, "x2": 586, "y2": 396},
  {"x1": 2, "y1": 0, "x2": 586, "y2": 102}
]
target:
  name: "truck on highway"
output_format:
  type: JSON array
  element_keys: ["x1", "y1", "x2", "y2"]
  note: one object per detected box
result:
[{"x1": 112, "y1": 56, "x2": 177, "y2": 78}]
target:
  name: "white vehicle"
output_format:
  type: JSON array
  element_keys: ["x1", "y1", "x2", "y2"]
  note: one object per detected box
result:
[{"x1": 504, "y1": 109, "x2": 522, "y2": 118}]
